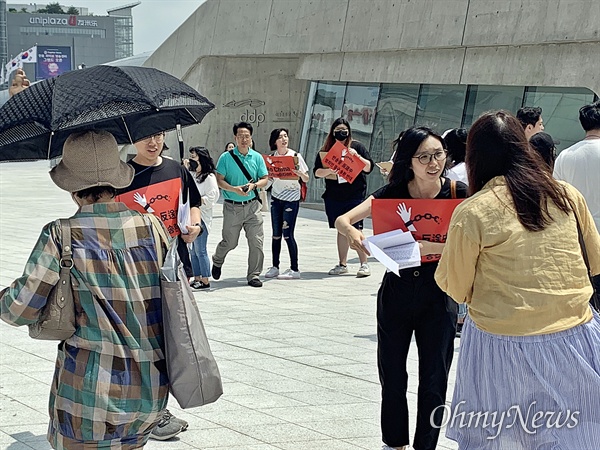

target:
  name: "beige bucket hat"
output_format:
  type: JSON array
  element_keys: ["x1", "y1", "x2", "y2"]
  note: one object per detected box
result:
[{"x1": 50, "y1": 130, "x2": 134, "y2": 193}]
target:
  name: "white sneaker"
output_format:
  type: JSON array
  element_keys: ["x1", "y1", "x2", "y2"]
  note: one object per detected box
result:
[
  {"x1": 356, "y1": 263, "x2": 371, "y2": 278},
  {"x1": 264, "y1": 267, "x2": 279, "y2": 278},
  {"x1": 278, "y1": 268, "x2": 301, "y2": 279},
  {"x1": 328, "y1": 264, "x2": 348, "y2": 275}
]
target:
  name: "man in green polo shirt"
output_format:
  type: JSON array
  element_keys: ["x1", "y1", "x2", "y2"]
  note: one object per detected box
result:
[{"x1": 212, "y1": 121, "x2": 269, "y2": 287}]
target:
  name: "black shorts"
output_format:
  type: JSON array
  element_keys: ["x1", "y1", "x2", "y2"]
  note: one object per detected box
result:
[{"x1": 324, "y1": 198, "x2": 364, "y2": 229}]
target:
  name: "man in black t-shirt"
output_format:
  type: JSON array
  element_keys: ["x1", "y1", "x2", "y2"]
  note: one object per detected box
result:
[{"x1": 115, "y1": 131, "x2": 201, "y2": 441}]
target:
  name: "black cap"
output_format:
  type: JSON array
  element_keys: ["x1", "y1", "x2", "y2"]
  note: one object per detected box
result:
[
  {"x1": 530, "y1": 132, "x2": 559, "y2": 150},
  {"x1": 530, "y1": 132, "x2": 559, "y2": 167}
]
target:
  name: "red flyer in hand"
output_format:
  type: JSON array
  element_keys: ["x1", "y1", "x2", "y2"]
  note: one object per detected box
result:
[
  {"x1": 371, "y1": 198, "x2": 464, "y2": 263},
  {"x1": 262, "y1": 154, "x2": 298, "y2": 179},
  {"x1": 323, "y1": 141, "x2": 366, "y2": 184}
]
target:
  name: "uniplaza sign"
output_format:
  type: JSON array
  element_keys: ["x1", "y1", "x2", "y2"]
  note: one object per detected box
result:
[{"x1": 29, "y1": 16, "x2": 98, "y2": 27}]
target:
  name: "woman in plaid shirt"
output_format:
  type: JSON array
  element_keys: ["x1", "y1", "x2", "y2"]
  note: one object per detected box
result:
[{"x1": 0, "y1": 131, "x2": 174, "y2": 449}]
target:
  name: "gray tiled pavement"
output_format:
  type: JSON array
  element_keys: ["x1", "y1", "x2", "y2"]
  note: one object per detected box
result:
[{"x1": 0, "y1": 161, "x2": 460, "y2": 449}]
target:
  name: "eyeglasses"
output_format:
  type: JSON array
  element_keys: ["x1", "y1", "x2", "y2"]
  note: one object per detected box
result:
[
  {"x1": 143, "y1": 133, "x2": 164, "y2": 142},
  {"x1": 236, "y1": 134, "x2": 252, "y2": 140},
  {"x1": 412, "y1": 151, "x2": 447, "y2": 165}
]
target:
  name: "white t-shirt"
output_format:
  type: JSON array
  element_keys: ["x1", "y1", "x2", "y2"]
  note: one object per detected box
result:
[
  {"x1": 195, "y1": 173, "x2": 220, "y2": 233},
  {"x1": 553, "y1": 139, "x2": 600, "y2": 232},
  {"x1": 446, "y1": 162, "x2": 468, "y2": 185},
  {"x1": 269, "y1": 149, "x2": 309, "y2": 202}
]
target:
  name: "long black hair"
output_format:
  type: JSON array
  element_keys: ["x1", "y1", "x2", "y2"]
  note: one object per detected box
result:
[
  {"x1": 189, "y1": 147, "x2": 216, "y2": 183},
  {"x1": 467, "y1": 110, "x2": 570, "y2": 231},
  {"x1": 388, "y1": 127, "x2": 446, "y2": 185}
]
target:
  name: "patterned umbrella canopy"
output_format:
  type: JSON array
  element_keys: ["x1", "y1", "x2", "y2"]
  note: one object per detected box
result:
[{"x1": 0, "y1": 65, "x2": 214, "y2": 161}]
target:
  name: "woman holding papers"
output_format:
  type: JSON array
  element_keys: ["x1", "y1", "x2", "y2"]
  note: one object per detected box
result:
[
  {"x1": 335, "y1": 127, "x2": 467, "y2": 450},
  {"x1": 435, "y1": 111, "x2": 600, "y2": 449},
  {"x1": 264, "y1": 128, "x2": 309, "y2": 280},
  {"x1": 314, "y1": 118, "x2": 374, "y2": 277}
]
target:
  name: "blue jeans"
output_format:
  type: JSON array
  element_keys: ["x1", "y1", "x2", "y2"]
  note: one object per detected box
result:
[
  {"x1": 190, "y1": 220, "x2": 210, "y2": 278},
  {"x1": 270, "y1": 198, "x2": 300, "y2": 271}
]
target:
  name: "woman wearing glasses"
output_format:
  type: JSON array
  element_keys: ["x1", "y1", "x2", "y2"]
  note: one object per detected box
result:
[{"x1": 335, "y1": 127, "x2": 467, "y2": 450}]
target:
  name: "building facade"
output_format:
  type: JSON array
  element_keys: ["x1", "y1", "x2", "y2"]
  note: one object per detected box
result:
[
  {"x1": 4, "y1": 2, "x2": 137, "y2": 82},
  {"x1": 141, "y1": 0, "x2": 599, "y2": 202}
]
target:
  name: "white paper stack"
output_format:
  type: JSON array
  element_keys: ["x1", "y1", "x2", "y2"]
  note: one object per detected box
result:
[{"x1": 363, "y1": 229, "x2": 421, "y2": 276}]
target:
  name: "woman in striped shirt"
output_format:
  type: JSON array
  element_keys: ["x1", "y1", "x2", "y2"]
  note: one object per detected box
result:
[{"x1": 264, "y1": 128, "x2": 309, "y2": 280}]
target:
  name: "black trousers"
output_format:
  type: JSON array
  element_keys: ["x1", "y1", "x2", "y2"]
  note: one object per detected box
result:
[{"x1": 377, "y1": 263, "x2": 457, "y2": 450}]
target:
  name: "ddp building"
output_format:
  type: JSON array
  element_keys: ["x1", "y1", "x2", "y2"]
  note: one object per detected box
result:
[{"x1": 145, "y1": 0, "x2": 600, "y2": 203}]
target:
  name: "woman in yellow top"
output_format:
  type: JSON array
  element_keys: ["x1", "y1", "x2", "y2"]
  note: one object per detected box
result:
[{"x1": 435, "y1": 111, "x2": 600, "y2": 449}]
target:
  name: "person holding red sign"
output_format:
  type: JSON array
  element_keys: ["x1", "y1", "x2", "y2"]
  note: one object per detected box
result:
[
  {"x1": 335, "y1": 127, "x2": 467, "y2": 450},
  {"x1": 436, "y1": 111, "x2": 600, "y2": 449},
  {"x1": 313, "y1": 118, "x2": 374, "y2": 277},
  {"x1": 264, "y1": 128, "x2": 309, "y2": 280}
]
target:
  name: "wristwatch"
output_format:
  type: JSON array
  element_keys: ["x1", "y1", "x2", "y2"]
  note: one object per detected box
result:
[{"x1": 193, "y1": 222, "x2": 203, "y2": 235}]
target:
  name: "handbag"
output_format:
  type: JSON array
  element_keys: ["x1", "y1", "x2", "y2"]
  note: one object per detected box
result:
[
  {"x1": 147, "y1": 214, "x2": 223, "y2": 408},
  {"x1": 299, "y1": 179, "x2": 307, "y2": 202},
  {"x1": 29, "y1": 219, "x2": 77, "y2": 341}
]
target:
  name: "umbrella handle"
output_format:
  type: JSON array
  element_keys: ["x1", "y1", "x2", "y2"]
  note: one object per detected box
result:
[{"x1": 176, "y1": 124, "x2": 184, "y2": 161}]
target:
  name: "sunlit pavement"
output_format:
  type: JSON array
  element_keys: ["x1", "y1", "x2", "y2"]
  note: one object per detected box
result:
[{"x1": 0, "y1": 161, "x2": 459, "y2": 449}]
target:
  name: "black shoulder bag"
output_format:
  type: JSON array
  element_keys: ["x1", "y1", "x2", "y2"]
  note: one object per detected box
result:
[{"x1": 228, "y1": 150, "x2": 262, "y2": 204}]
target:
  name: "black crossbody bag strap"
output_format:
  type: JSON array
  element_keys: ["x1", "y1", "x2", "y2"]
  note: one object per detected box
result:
[
  {"x1": 567, "y1": 197, "x2": 599, "y2": 311},
  {"x1": 228, "y1": 150, "x2": 261, "y2": 203}
]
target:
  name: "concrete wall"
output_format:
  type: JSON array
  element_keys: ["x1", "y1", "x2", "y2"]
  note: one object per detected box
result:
[
  {"x1": 162, "y1": 56, "x2": 307, "y2": 159},
  {"x1": 145, "y1": 0, "x2": 600, "y2": 157}
]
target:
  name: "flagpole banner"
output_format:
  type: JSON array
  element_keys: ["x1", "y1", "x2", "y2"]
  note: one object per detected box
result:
[
  {"x1": 20, "y1": 47, "x2": 37, "y2": 63},
  {"x1": 6, "y1": 56, "x2": 23, "y2": 79},
  {"x1": 262, "y1": 154, "x2": 298, "y2": 179},
  {"x1": 371, "y1": 198, "x2": 464, "y2": 263},
  {"x1": 322, "y1": 141, "x2": 366, "y2": 184}
]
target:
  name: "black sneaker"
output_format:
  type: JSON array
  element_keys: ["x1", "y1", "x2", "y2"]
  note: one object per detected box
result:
[
  {"x1": 190, "y1": 280, "x2": 210, "y2": 290},
  {"x1": 248, "y1": 278, "x2": 263, "y2": 287},
  {"x1": 211, "y1": 265, "x2": 222, "y2": 280}
]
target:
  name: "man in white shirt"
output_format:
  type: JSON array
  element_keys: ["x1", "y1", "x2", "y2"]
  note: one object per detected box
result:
[
  {"x1": 554, "y1": 101, "x2": 600, "y2": 233},
  {"x1": 554, "y1": 100, "x2": 600, "y2": 311}
]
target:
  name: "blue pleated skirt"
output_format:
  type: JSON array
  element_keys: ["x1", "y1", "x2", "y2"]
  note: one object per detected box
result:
[{"x1": 446, "y1": 309, "x2": 600, "y2": 450}]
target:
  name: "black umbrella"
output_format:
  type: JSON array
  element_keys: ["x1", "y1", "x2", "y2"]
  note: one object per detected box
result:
[{"x1": 0, "y1": 65, "x2": 215, "y2": 161}]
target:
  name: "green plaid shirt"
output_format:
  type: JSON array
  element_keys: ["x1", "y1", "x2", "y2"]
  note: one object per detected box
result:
[{"x1": 1, "y1": 203, "x2": 168, "y2": 449}]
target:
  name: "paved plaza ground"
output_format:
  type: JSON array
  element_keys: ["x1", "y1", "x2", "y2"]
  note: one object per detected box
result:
[{"x1": 0, "y1": 161, "x2": 460, "y2": 450}]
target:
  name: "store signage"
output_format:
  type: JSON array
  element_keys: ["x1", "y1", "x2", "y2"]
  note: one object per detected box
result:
[
  {"x1": 29, "y1": 16, "x2": 98, "y2": 27},
  {"x1": 36, "y1": 46, "x2": 72, "y2": 81}
]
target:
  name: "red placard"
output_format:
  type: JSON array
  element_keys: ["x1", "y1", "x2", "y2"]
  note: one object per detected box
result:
[
  {"x1": 371, "y1": 198, "x2": 464, "y2": 262},
  {"x1": 262, "y1": 154, "x2": 298, "y2": 179},
  {"x1": 323, "y1": 141, "x2": 366, "y2": 184}
]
